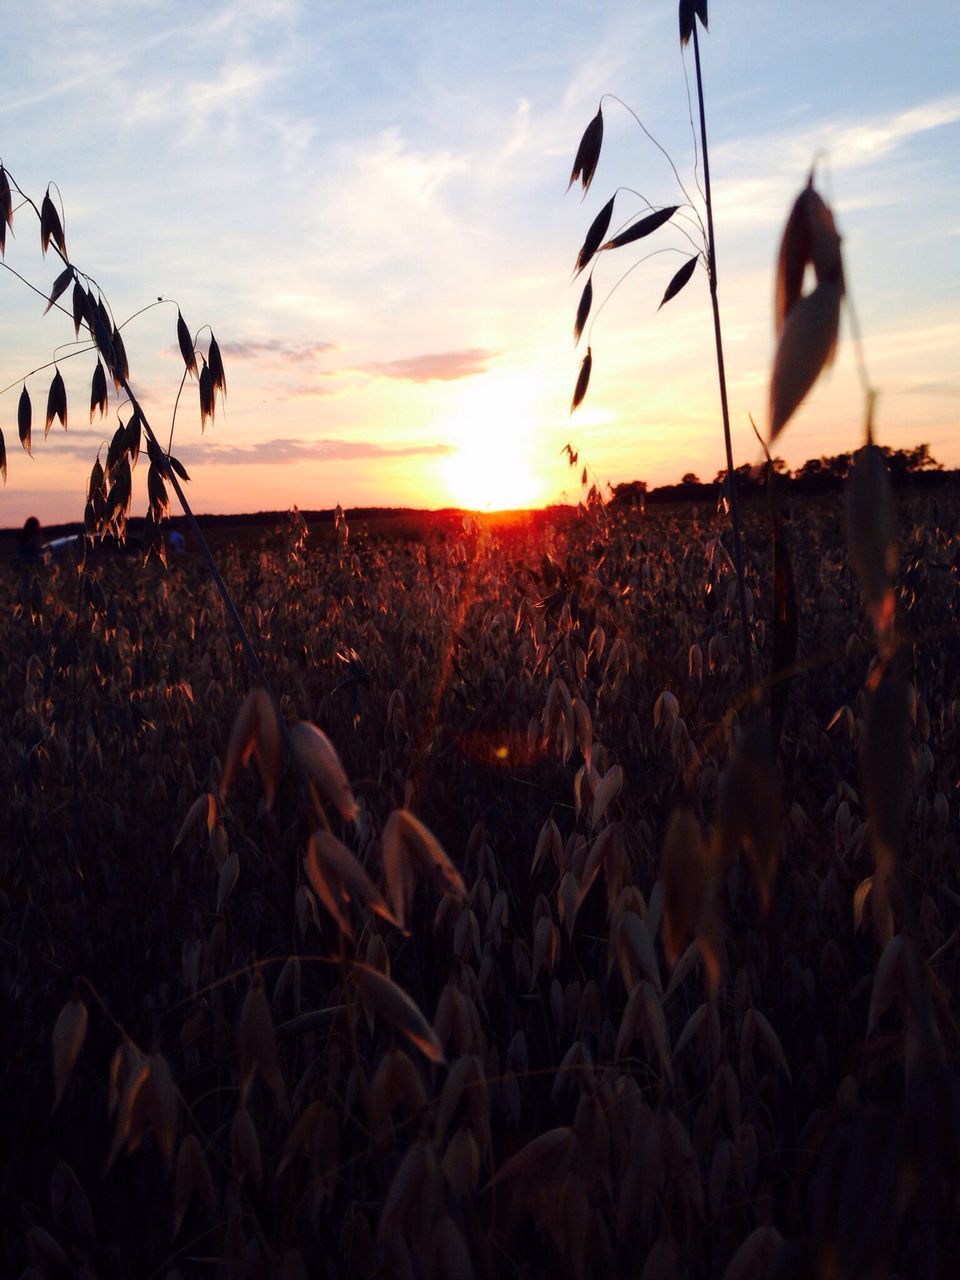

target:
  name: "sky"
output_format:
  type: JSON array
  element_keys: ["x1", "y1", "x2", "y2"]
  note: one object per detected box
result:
[{"x1": 0, "y1": 0, "x2": 957, "y2": 527}]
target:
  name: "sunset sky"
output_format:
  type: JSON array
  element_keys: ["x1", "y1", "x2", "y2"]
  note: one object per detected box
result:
[{"x1": 1, "y1": 0, "x2": 957, "y2": 527}]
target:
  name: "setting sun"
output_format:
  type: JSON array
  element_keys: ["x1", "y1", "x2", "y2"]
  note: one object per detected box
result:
[{"x1": 438, "y1": 370, "x2": 549, "y2": 510}]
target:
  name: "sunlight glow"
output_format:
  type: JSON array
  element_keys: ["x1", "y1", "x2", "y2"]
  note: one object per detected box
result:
[{"x1": 439, "y1": 370, "x2": 549, "y2": 511}]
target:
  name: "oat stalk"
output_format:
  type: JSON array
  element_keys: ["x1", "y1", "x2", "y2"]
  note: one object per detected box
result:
[{"x1": 691, "y1": 20, "x2": 754, "y2": 691}]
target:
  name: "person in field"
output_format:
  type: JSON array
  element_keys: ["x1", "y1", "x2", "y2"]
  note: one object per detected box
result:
[{"x1": 17, "y1": 516, "x2": 43, "y2": 563}]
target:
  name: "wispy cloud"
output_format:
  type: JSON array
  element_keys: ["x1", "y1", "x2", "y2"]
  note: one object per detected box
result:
[
  {"x1": 216, "y1": 339, "x2": 333, "y2": 362},
  {"x1": 183, "y1": 438, "x2": 455, "y2": 465},
  {"x1": 364, "y1": 348, "x2": 497, "y2": 382},
  {"x1": 275, "y1": 383, "x2": 339, "y2": 401},
  {"x1": 898, "y1": 380, "x2": 960, "y2": 398},
  {"x1": 828, "y1": 95, "x2": 960, "y2": 169},
  {"x1": 40, "y1": 436, "x2": 453, "y2": 465},
  {"x1": 712, "y1": 93, "x2": 960, "y2": 227}
]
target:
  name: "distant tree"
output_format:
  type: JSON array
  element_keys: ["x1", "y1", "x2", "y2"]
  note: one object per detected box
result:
[
  {"x1": 681, "y1": 471, "x2": 701, "y2": 486},
  {"x1": 881, "y1": 443, "x2": 942, "y2": 483},
  {"x1": 714, "y1": 463, "x2": 764, "y2": 489},
  {"x1": 795, "y1": 453, "x2": 853, "y2": 484},
  {"x1": 611, "y1": 479, "x2": 648, "y2": 507}
]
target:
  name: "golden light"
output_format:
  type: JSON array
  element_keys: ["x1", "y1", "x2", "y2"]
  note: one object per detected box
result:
[{"x1": 439, "y1": 369, "x2": 549, "y2": 511}]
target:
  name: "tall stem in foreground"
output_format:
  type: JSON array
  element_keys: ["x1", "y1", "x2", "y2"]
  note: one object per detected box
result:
[{"x1": 692, "y1": 22, "x2": 755, "y2": 693}]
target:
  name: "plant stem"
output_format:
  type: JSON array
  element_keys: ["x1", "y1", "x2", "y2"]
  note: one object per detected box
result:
[{"x1": 692, "y1": 22, "x2": 755, "y2": 694}]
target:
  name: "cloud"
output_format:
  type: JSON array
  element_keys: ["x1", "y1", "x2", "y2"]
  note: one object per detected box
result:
[
  {"x1": 183, "y1": 438, "x2": 455, "y2": 465},
  {"x1": 365, "y1": 348, "x2": 497, "y2": 382},
  {"x1": 39, "y1": 436, "x2": 454, "y2": 466},
  {"x1": 215, "y1": 339, "x2": 333, "y2": 362},
  {"x1": 828, "y1": 95, "x2": 960, "y2": 169},
  {"x1": 897, "y1": 380, "x2": 960, "y2": 398},
  {"x1": 712, "y1": 93, "x2": 960, "y2": 227},
  {"x1": 275, "y1": 383, "x2": 339, "y2": 401}
]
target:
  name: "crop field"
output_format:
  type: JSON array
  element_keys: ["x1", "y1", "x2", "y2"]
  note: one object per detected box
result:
[{"x1": 2, "y1": 490, "x2": 959, "y2": 1278}]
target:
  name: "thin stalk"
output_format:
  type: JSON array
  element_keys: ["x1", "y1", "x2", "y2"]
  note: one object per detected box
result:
[{"x1": 691, "y1": 22, "x2": 755, "y2": 694}]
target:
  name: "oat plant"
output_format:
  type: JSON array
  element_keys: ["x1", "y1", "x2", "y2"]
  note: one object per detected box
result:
[{"x1": 566, "y1": 0, "x2": 758, "y2": 686}]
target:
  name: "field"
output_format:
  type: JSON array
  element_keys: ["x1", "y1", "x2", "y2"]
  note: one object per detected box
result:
[{"x1": 2, "y1": 489, "x2": 959, "y2": 1278}]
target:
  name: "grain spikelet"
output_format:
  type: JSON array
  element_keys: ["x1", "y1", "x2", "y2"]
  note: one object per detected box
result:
[
  {"x1": 615, "y1": 911, "x2": 661, "y2": 995},
  {"x1": 487, "y1": 1126, "x2": 575, "y2": 1188},
  {"x1": 664, "y1": 938, "x2": 701, "y2": 999},
  {"x1": 641, "y1": 1238, "x2": 677, "y2": 1280},
  {"x1": 40, "y1": 189, "x2": 66, "y2": 255},
  {"x1": 52, "y1": 997, "x2": 88, "y2": 1111},
  {"x1": 45, "y1": 369, "x2": 68, "y2": 435},
  {"x1": 558, "y1": 869, "x2": 580, "y2": 938},
  {"x1": 18, "y1": 386, "x2": 31, "y2": 454},
  {"x1": 172, "y1": 791, "x2": 216, "y2": 852},
  {"x1": 27, "y1": 1227, "x2": 70, "y2": 1270},
  {"x1": 658, "y1": 255, "x2": 698, "y2": 310},
  {"x1": 277, "y1": 1101, "x2": 322, "y2": 1179},
  {"x1": 145, "y1": 1052, "x2": 179, "y2": 1166},
  {"x1": 576, "y1": 823, "x2": 616, "y2": 912},
  {"x1": 846, "y1": 443, "x2": 896, "y2": 639},
  {"x1": 0, "y1": 166, "x2": 10, "y2": 252},
  {"x1": 568, "y1": 107, "x2": 603, "y2": 195},
  {"x1": 715, "y1": 723, "x2": 780, "y2": 912},
  {"x1": 722, "y1": 1225, "x2": 783, "y2": 1279},
  {"x1": 661, "y1": 808, "x2": 715, "y2": 967},
  {"x1": 531, "y1": 914, "x2": 559, "y2": 987},
  {"x1": 431, "y1": 1218, "x2": 475, "y2": 1280},
  {"x1": 220, "y1": 688, "x2": 281, "y2": 810},
  {"x1": 106, "y1": 1059, "x2": 151, "y2": 1171},
  {"x1": 573, "y1": 696, "x2": 593, "y2": 768},
  {"x1": 574, "y1": 275, "x2": 593, "y2": 342},
  {"x1": 531, "y1": 816, "x2": 562, "y2": 878},
  {"x1": 231, "y1": 1107, "x2": 262, "y2": 1185},
  {"x1": 575, "y1": 194, "x2": 615, "y2": 276},
  {"x1": 653, "y1": 690, "x2": 680, "y2": 733},
  {"x1": 741, "y1": 1009, "x2": 792, "y2": 1082},
  {"x1": 591, "y1": 763, "x2": 623, "y2": 827},
  {"x1": 443, "y1": 1128, "x2": 481, "y2": 1197},
  {"x1": 350, "y1": 962, "x2": 446, "y2": 1064},
  {"x1": 378, "y1": 1139, "x2": 434, "y2": 1242},
  {"x1": 306, "y1": 829, "x2": 401, "y2": 931},
  {"x1": 673, "y1": 1003, "x2": 708, "y2": 1059},
  {"x1": 868, "y1": 934, "x2": 905, "y2": 1032},
  {"x1": 288, "y1": 720, "x2": 358, "y2": 821},
  {"x1": 602, "y1": 206, "x2": 678, "y2": 251},
  {"x1": 176, "y1": 310, "x2": 198, "y2": 378},
  {"x1": 382, "y1": 808, "x2": 465, "y2": 931},
  {"x1": 174, "y1": 1134, "x2": 215, "y2": 1237},
  {"x1": 571, "y1": 347, "x2": 592, "y2": 413},
  {"x1": 44, "y1": 265, "x2": 74, "y2": 315},
  {"x1": 216, "y1": 850, "x2": 239, "y2": 911},
  {"x1": 615, "y1": 980, "x2": 672, "y2": 1080},
  {"x1": 369, "y1": 1048, "x2": 427, "y2": 1140},
  {"x1": 775, "y1": 183, "x2": 842, "y2": 334},
  {"x1": 769, "y1": 279, "x2": 841, "y2": 441},
  {"x1": 238, "y1": 974, "x2": 286, "y2": 1108}
]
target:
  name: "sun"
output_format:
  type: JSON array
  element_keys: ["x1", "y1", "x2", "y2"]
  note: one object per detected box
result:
[{"x1": 438, "y1": 370, "x2": 547, "y2": 511}]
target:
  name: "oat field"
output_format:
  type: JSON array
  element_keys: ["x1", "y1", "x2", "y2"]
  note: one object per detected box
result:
[{"x1": 3, "y1": 490, "x2": 959, "y2": 1279}]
